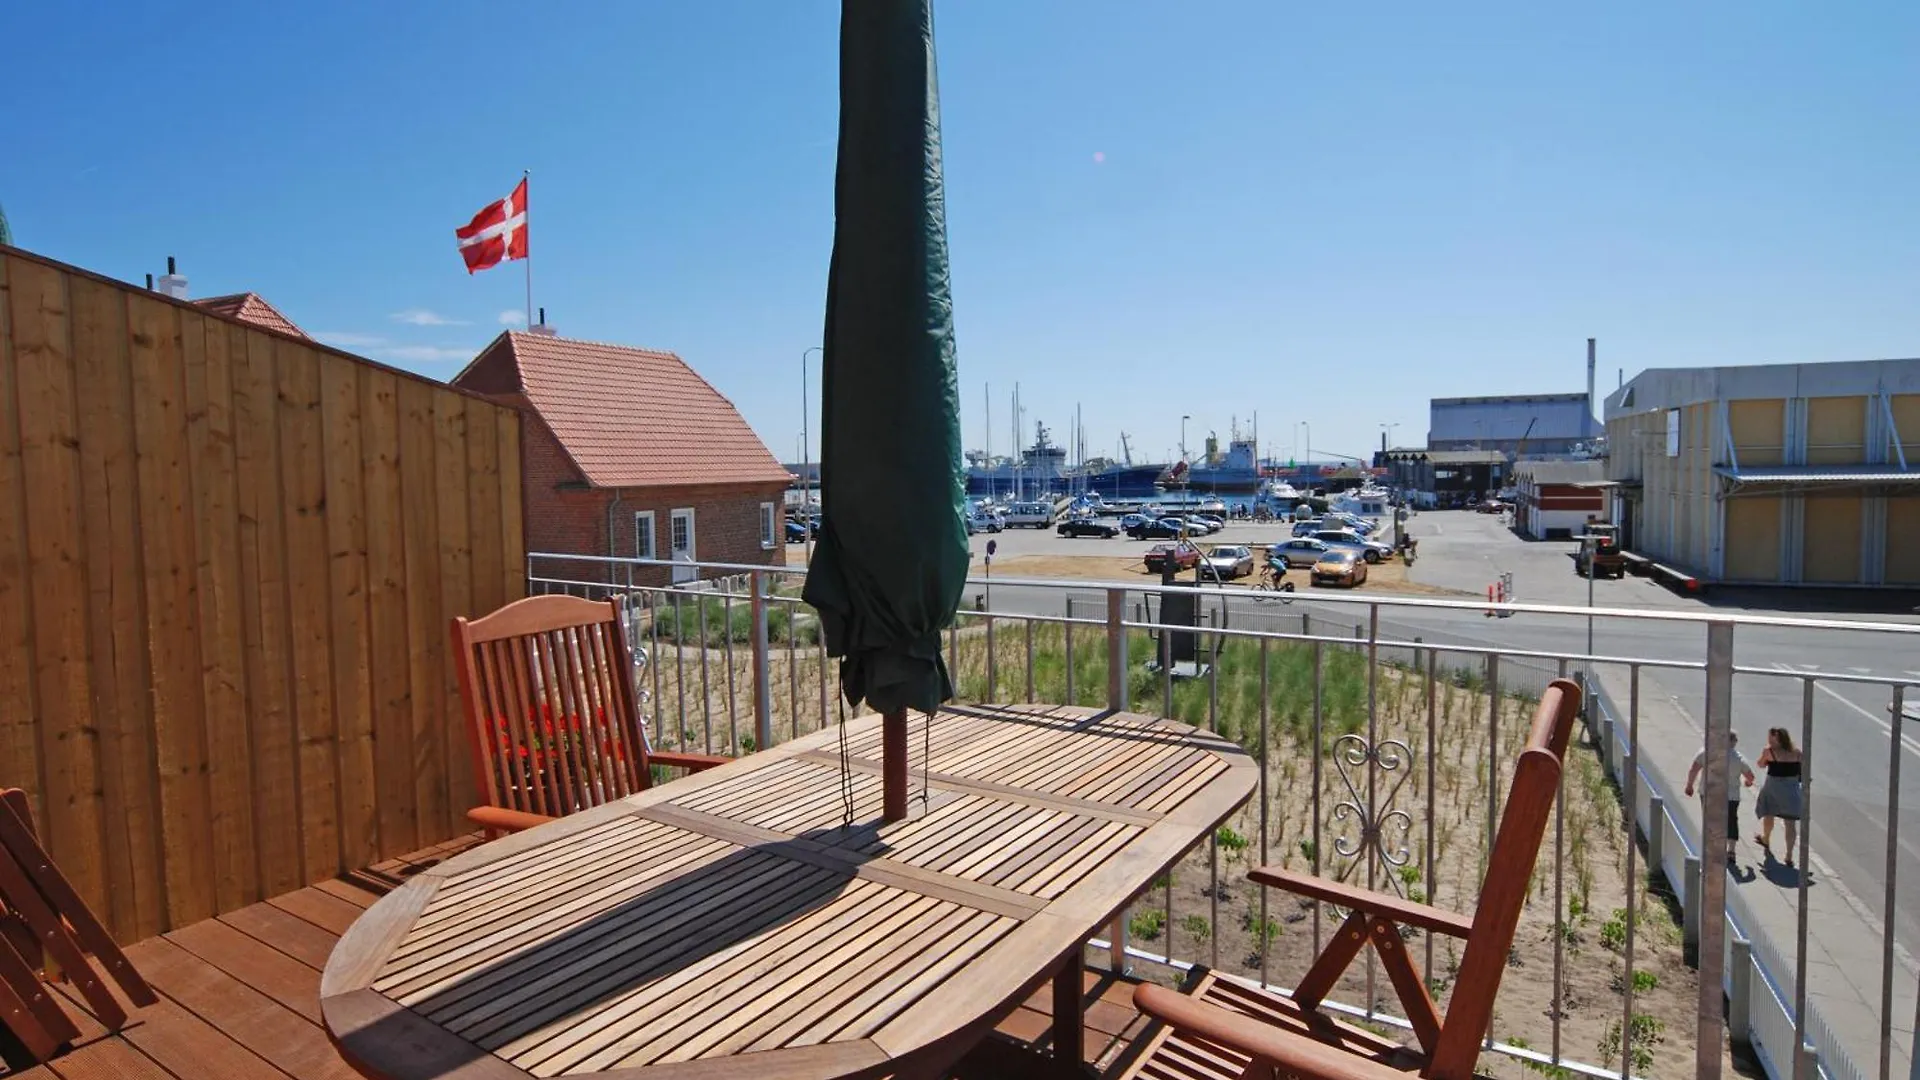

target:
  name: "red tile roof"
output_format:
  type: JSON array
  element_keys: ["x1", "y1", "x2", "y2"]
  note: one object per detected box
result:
[
  {"x1": 192, "y1": 292, "x2": 310, "y2": 339},
  {"x1": 456, "y1": 332, "x2": 788, "y2": 489}
]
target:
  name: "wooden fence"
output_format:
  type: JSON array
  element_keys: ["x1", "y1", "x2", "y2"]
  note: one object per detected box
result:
[{"x1": 0, "y1": 247, "x2": 526, "y2": 943}]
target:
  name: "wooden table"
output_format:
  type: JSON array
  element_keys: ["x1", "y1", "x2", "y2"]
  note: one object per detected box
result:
[{"x1": 321, "y1": 704, "x2": 1255, "y2": 1079}]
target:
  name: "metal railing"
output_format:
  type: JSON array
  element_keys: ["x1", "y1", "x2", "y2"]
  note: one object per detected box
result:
[{"x1": 527, "y1": 551, "x2": 1920, "y2": 1080}]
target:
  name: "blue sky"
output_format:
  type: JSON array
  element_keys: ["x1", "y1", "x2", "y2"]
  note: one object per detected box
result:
[{"x1": 5, "y1": 2, "x2": 1917, "y2": 466}]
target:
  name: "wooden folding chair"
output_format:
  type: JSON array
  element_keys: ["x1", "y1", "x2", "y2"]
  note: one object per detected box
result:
[
  {"x1": 451, "y1": 594, "x2": 729, "y2": 834},
  {"x1": 0, "y1": 789, "x2": 156, "y2": 1067},
  {"x1": 1127, "y1": 678, "x2": 1582, "y2": 1080}
]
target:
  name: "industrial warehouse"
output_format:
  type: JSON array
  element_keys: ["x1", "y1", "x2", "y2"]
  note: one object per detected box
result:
[{"x1": 1604, "y1": 358, "x2": 1920, "y2": 587}]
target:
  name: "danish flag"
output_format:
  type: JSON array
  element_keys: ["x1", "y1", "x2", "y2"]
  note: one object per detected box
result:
[{"x1": 454, "y1": 179, "x2": 528, "y2": 274}]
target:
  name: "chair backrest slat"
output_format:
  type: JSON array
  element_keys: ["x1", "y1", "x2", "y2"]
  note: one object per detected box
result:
[
  {"x1": 450, "y1": 595, "x2": 654, "y2": 823},
  {"x1": 1428, "y1": 678, "x2": 1580, "y2": 1080}
]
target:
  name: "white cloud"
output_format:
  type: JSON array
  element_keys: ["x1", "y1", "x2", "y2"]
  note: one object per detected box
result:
[
  {"x1": 497, "y1": 309, "x2": 525, "y2": 326},
  {"x1": 382, "y1": 345, "x2": 479, "y2": 363},
  {"x1": 389, "y1": 308, "x2": 466, "y2": 327},
  {"x1": 315, "y1": 331, "x2": 389, "y2": 348}
]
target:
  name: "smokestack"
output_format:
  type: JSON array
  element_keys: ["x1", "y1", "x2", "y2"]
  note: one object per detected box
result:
[
  {"x1": 145, "y1": 274, "x2": 154, "y2": 291},
  {"x1": 527, "y1": 305, "x2": 558, "y2": 337},
  {"x1": 156, "y1": 255, "x2": 188, "y2": 300},
  {"x1": 1585, "y1": 337, "x2": 1597, "y2": 435}
]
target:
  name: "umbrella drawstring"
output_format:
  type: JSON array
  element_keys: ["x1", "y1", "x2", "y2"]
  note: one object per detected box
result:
[
  {"x1": 836, "y1": 696, "x2": 856, "y2": 830},
  {"x1": 921, "y1": 710, "x2": 931, "y2": 806}
]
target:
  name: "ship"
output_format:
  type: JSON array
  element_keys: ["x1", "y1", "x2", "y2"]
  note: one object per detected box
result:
[
  {"x1": 1168, "y1": 434, "x2": 1263, "y2": 493},
  {"x1": 966, "y1": 423, "x2": 1067, "y2": 499},
  {"x1": 969, "y1": 425, "x2": 1168, "y2": 499}
]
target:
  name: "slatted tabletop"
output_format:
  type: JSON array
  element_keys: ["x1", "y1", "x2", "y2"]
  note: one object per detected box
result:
[{"x1": 321, "y1": 704, "x2": 1255, "y2": 1080}]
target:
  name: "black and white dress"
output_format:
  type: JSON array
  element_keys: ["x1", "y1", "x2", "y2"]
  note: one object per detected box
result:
[{"x1": 1756, "y1": 757, "x2": 1803, "y2": 820}]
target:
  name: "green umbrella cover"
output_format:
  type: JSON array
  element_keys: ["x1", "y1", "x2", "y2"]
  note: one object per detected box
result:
[{"x1": 802, "y1": 0, "x2": 969, "y2": 818}]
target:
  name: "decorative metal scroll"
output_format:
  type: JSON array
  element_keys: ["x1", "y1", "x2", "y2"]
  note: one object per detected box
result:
[{"x1": 1327, "y1": 733, "x2": 1416, "y2": 895}]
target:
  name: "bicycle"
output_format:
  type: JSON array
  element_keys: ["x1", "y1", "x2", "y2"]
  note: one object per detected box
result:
[{"x1": 1251, "y1": 561, "x2": 1296, "y2": 603}]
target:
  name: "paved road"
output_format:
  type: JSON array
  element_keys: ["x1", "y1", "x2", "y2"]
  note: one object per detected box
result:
[{"x1": 966, "y1": 510, "x2": 1920, "y2": 1072}]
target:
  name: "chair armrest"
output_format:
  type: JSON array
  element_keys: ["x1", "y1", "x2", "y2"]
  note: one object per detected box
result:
[
  {"x1": 465, "y1": 806, "x2": 555, "y2": 833},
  {"x1": 649, "y1": 751, "x2": 730, "y2": 772},
  {"x1": 1250, "y1": 866, "x2": 1473, "y2": 938},
  {"x1": 1134, "y1": 984, "x2": 1410, "y2": 1080}
]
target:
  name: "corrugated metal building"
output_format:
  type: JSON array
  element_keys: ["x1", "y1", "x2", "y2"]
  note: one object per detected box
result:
[
  {"x1": 1512, "y1": 459, "x2": 1607, "y2": 540},
  {"x1": 1428, "y1": 392, "x2": 1600, "y2": 457},
  {"x1": 1603, "y1": 359, "x2": 1920, "y2": 586}
]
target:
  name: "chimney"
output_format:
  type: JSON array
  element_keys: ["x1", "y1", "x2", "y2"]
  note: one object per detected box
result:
[
  {"x1": 156, "y1": 256, "x2": 188, "y2": 300},
  {"x1": 527, "y1": 305, "x2": 558, "y2": 337},
  {"x1": 145, "y1": 274, "x2": 154, "y2": 291},
  {"x1": 1585, "y1": 337, "x2": 1597, "y2": 435}
]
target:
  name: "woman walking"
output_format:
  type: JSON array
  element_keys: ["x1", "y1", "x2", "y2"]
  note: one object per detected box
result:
[{"x1": 1755, "y1": 727, "x2": 1804, "y2": 867}]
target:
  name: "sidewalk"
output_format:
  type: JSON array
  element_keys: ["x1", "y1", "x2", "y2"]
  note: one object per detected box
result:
[{"x1": 1593, "y1": 666, "x2": 1915, "y2": 1079}]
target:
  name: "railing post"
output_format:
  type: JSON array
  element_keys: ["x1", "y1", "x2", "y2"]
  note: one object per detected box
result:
[
  {"x1": 1697, "y1": 620, "x2": 1734, "y2": 1080},
  {"x1": 1729, "y1": 936, "x2": 1753, "y2": 1049},
  {"x1": 1682, "y1": 853, "x2": 1702, "y2": 949},
  {"x1": 1646, "y1": 795, "x2": 1665, "y2": 876},
  {"x1": 1106, "y1": 588, "x2": 1126, "y2": 711},
  {"x1": 751, "y1": 570, "x2": 772, "y2": 751}
]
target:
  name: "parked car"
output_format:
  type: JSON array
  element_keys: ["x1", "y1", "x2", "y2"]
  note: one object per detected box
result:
[
  {"x1": 1057, "y1": 517, "x2": 1119, "y2": 538},
  {"x1": 1128, "y1": 516, "x2": 1188, "y2": 539},
  {"x1": 1188, "y1": 514, "x2": 1226, "y2": 533},
  {"x1": 1119, "y1": 513, "x2": 1153, "y2": 532},
  {"x1": 1202, "y1": 545, "x2": 1255, "y2": 580},
  {"x1": 1267, "y1": 537, "x2": 1332, "y2": 568},
  {"x1": 1311, "y1": 528, "x2": 1392, "y2": 564},
  {"x1": 785, "y1": 519, "x2": 810, "y2": 542},
  {"x1": 1143, "y1": 543, "x2": 1199, "y2": 574},
  {"x1": 1324, "y1": 512, "x2": 1378, "y2": 535},
  {"x1": 1003, "y1": 501, "x2": 1056, "y2": 528},
  {"x1": 1475, "y1": 499, "x2": 1510, "y2": 514},
  {"x1": 1292, "y1": 519, "x2": 1326, "y2": 537},
  {"x1": 967, "y1": 507, "x2": 1005, "y2": 533},
  {"x1": 1312, "y1": 548, "x2": 1369, "y2": 588}
]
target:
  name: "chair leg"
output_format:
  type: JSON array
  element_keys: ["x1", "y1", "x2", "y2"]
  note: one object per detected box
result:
[
  {"x1": 0, "y1": 938, "x2": 76, "y2": 1063},
  {"x1": 1293, "y1": 911, "x2": 1370, "y2": 1011},
  {"x1": 1369, "y1": 918, "x2": 1442, "y2": 1054}
]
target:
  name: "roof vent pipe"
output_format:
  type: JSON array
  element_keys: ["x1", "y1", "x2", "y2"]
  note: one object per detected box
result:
[{"x1": 156, "y1": 255, "x2": 189, "y2": 300}]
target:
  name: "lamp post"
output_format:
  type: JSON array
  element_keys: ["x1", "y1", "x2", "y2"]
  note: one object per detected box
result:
[
  {"x1": 1180, "y1": 415, "x2": 1191, "y2": 465},
  {"x1": 802, "y1": 346, "x2": 821, "y2": 560}
]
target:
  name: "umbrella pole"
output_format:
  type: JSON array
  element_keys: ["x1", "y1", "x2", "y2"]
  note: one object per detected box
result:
[{"x1": 883, "y1": 709, "x2": 909, "y2": 821}]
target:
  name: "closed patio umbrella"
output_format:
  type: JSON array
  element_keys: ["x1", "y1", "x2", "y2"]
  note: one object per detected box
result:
[{"x1": 801, "y1": 0, "x2": 969, "y2": 822}]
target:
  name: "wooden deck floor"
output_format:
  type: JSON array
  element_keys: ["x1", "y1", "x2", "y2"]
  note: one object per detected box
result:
[{"x1": 3, "y1": 835, "x2": 1158, "y2": 1080}]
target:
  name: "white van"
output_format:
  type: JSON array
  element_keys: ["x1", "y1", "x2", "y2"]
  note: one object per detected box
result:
[{"x1": 1003, "y1": 501, "x2": 1056, "y2": 529}]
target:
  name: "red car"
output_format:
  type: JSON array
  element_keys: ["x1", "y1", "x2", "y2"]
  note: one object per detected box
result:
[{"x1": 1143, "y1": 543, "x2": 1199, "y2": 574}]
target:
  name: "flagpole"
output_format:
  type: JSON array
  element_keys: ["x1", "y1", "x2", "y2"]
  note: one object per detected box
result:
[{"x1": 522, "y1": 169, "x2": 534, "y2": 328}]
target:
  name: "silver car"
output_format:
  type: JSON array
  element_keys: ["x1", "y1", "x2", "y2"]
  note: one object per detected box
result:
[
  {"x1": 1267, "y1": 538, "x2": 1331, "y2": 568},
  {"x1": 1311, "y1": 529, "x2": 1392, "y2": 564}
]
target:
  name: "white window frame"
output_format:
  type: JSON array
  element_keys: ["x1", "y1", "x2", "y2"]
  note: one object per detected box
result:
[
  {"x1": 669, "y1": 508, "x2": 697, "y2": 584},
  {"x1": 634, "y1": 510, "x2": 656, "y2": 561},
  {"x1": 760, "y1": 502, "x2": 778, "y2": 549}
]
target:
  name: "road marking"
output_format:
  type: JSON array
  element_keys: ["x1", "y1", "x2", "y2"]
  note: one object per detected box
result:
[
  {"x1": 1800, "y1": 663, "x2": 1823, "y2": 672},
  {"x1": 1849, "y1": 666, "x2": 1872, "y2": 675},
  {"x1": 1771, "y1": 662, "x2": 1920, "y2": 758}
]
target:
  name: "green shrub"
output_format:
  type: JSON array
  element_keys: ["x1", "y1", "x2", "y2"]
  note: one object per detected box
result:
[{"x1": 1129, "y1": 909, "x2": 1167, "y2": 940}]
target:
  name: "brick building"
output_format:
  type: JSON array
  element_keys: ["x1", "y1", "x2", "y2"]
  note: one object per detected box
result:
[
  {"x1": 1511, "y1": 459, "x2": 1607, "y2": 540},
  {"x1": 454, "y1": 331, "x2": 790, "y2": 586}
]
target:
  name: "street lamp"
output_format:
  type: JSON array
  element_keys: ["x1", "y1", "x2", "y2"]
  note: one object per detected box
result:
[
  {"x1": 1180, "y1": 415, "x2": 1191, "y2": 464},
  {"x1": 801, "y1": 346, "x2": 822, "y2": 559}
]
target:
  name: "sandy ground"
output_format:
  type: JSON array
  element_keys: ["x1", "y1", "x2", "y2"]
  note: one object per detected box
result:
[{"x1": 978, "y1": 552, "x2": 1473, "y2": 598}]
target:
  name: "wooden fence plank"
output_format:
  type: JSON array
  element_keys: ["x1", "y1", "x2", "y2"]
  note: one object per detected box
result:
[
  {"x1": 362, "y1": 369, "x2": 416, "y2": 856},
  {"x1": 497, "y1": 409, "x2": 525, "y2": 604},
  {"x1": 0, "y1": 256, "x2": 47, "y2": 841},
  {"x1": 397, "y1": 378, "x2": 449, "y2": 842},
  {"x1": 185, "y1": 311, "x2": 259, "y2": 913},
  {"x1": 277, "y1": 338, "x2": 339, "y2": 883},
  {"x1": 10, "y1": 258, "x2": 107, "y2": 920},
  {"x1": 232, "y1": 327, "x2": 301, "y2": 898},
  {"x1": 69, "y1": 274, "x2": 165, "y2": 940},
  {"x1": 323, "y1": 361, "x2": 378, "y2": 871},
  {"x1": 434, "y1": 397, "x2": 476, "y2": 819},
  {"x1": 127, "y1": 291, "x2": 216, "y2": 928},
  {"x1": 465, "y1": 396, "x2": 504, "y2": 619}
]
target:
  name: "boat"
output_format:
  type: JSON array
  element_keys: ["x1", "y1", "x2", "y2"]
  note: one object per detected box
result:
[
  {"x1": 1067, "y1": 432, "x2": 1168, "y2": 497},
  {"x1": 1329, "y1": 483, "x2": 1393, "y2": 519},
  {"x1": 1254, "y1": 478, "x2": 1311, "y2": 517}
]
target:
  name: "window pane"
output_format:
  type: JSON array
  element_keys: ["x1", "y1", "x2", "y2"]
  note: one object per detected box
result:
[{"x1": 635, "y1": 513, "x2": 654, "y2": 559}]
